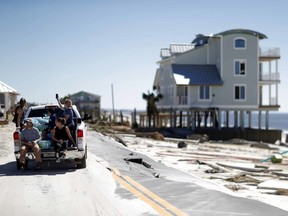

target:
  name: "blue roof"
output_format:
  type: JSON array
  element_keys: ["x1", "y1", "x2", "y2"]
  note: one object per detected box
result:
[
  {"x1": 216, "y1": 29, "x2": 267, "y2": 39},
  {"x1": 171, "y1": 64, "x2": 223, "y2": 85}
]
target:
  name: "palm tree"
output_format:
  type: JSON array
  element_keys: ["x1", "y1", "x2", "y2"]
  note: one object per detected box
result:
[{"x1": 142, "y1": 87, "x2": 163, "y2": 127}]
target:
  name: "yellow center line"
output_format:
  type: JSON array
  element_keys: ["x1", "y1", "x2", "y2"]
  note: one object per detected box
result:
[
  {"x1": 123, "y1": 175, "x2": 189, "y2": 216},
  {"x1": 112, "y1": 172, "x2": 173, "y2": 216},
  {"x1": 112, "y1": 169, "x2": 189, "y2": 216}
]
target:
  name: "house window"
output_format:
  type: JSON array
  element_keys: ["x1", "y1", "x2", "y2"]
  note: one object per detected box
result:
[
  {"x1": 234, "y1": 85, "x2": 246, "y2": 100},
  {"x1": 234, "y1": 38, "x2": 246, "y2": 49},
  {"x1": 199, "y1": 86, "x2": 210, "y2": 100},
  {"x1": 177, "y1": 85, "x2": 188, "y2": 105},
  {"x1": 234, "y1": 60, "x2": 246, "y2": 76}
]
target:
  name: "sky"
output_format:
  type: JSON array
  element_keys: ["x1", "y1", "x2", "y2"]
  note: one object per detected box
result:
[{"x1": 0, "y1": 0, "x2": 287, "y2": 111}]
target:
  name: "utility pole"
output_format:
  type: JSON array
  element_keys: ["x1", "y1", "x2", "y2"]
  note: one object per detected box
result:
[{"x1": 111, "y1": 83, "x2": 115, "y2": 122}]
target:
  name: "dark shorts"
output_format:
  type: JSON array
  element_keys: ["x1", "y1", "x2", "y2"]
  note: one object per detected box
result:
[{"x1": 54, "y1": 141, "x2": 68, "y2": 152}]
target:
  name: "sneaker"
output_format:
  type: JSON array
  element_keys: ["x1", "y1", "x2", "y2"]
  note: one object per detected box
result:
[
  {"x1": 35, "y1": 162, "x2": 42, "y2": 170},
  {"x1": 60, "y1": 153, "x2": 66, "y2": 159},
  {"x1": 56, "y1": 157, "x2": 60, "y2": 163}
]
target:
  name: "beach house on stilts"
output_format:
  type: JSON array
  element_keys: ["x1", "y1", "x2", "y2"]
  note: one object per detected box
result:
[{"x1": 148, "y1": 29, "x2": 281, "y2": 142}]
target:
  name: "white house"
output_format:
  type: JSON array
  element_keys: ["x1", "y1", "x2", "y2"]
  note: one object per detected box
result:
[
  {"x1": 70, "y1": 91, "x2": 101, "y2": 119},
  {"x1": 153, "y1": 29, "x2": 280, "y2": 131},
  {"x1": 0, "y1": 81, "x2": 19, "y2": 119}
]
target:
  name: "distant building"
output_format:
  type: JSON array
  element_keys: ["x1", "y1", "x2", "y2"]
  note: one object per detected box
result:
[
  {"x1": 70, "y1": 91, "x2": 101, "y2": 119},
  {"x1": 153, "y1": 29, "x2": 280, "y2": 131},
  {"x1": 0, "y1": 81, "x2": 19, "y2": 119}
]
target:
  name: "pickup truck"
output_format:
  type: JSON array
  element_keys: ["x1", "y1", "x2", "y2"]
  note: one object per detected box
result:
[{"x1": 13, "y1": 104, "x2": 91, "y2": 169}]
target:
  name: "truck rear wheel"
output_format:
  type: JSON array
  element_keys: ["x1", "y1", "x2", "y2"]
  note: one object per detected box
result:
[{"x1": 76, "y1": 146, "x2": 87, "y2": 169}]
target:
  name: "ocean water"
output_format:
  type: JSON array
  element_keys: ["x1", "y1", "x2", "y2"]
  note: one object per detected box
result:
[
  {"x1": 262, "y1": 112, "x2": 288, "y2": 131},
  {"x1": 182, "y1": 111, "x2": 288, "y2": 131},
  {"x1": 235, "y1": 112, "x2": 288, "y2": 131}
]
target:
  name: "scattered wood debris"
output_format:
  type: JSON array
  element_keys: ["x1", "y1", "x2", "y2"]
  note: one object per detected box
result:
[
  {"x1": 136, "y1": 132, "x2": 165, "y2": 141},
  {"x1": 276, "y1": 189, "x2": 288, "y2": 196},
  {"x1": 225, "y1": 173, "x2": 261, "y2": 184},
  {"x1": 116, "y1": 131, "x2": 288, "y2": 198},
  {"x1": 216, "y1": 162, "x2": 267, "y2": 172},
  {"x1": 250, "y1": 142, "x2": 278, "y2": 150},
  {"x1": 224, "y1": 184, "x2": 246, "y2": 191}
]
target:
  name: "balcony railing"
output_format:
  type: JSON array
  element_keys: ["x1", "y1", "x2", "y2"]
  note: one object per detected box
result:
[
  {"x1": 259, "y1": 97, "x2": 279, "y2": 107},
  {"x1": 259, "y1": 47, "x2": 280, "y2": 58},
  {"x1": 259, "y1": 72, "x2": 280, "y2": 81},
  {"x1": 270, "y1": 97, "x2": 277, "y2": 106}
]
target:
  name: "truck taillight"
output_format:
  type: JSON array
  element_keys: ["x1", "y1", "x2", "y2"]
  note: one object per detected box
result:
[
  {"x1": 13, "y1": 132, "x2": 19, "y2": 140},
  {"x1": 77, "y1": 129, "x2": 83, "y2": 138}
]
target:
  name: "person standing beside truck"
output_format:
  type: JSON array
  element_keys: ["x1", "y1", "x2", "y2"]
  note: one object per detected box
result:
[
  {"x1": 19, "y1": 118, "x2": 42, "y2": 170},
  {"x1": 12, "y1": 98, "x2": 26, "y2": 129}
]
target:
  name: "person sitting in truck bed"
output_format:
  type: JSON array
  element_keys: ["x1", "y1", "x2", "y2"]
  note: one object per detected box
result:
[
  {"x1": 19, "y1": 118, "x2": 42, "y2": 170},
  {"x1": 52, "y1": 117, "x2": 76, "y2": 163},
  {"x1": 43, "y1": 108, "x2": 57, "y2": 139}
]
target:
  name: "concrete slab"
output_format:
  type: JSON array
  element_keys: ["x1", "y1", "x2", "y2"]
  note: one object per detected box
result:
[
  {"x1": 272, "y1": 171, "x2": 288, "y2": 177},
  {"x1": 258, "y1": 180, "x2": 288, "y2": 190}
]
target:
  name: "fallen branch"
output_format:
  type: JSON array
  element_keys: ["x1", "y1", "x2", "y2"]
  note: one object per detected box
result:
[
  {"x1": 217, "y1": 162, "x2": 267, "y2": 172},
  {"x1": 197, "y1": 160, "x2": 232, "y2": 173}
]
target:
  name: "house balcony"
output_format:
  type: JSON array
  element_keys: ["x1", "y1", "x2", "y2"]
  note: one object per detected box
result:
[
  {"x1": 260, "y1": 97, "x2": 277, "y2": 106},
  {"x1": 259, "y1": 72, "x2": 280, "y2": 84},
  {"x1": 259, "y1": 97, "x2": 280, "y2": 109},
  {"x1": 259, "y1": 47, "x2": 280, "y2": 61}
]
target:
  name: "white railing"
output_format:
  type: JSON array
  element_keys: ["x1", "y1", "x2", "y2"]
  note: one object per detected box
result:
[
  {"x1": 259, "y1": 47, "x2": 280, "y2": 57},
  {"x1": 270, "y1": 97, "x2": 277, "y2": 106},
  {"x1": 260, "y1": 97, "x2": 278, "y2": 106},
  {"x1": 259, "y1": 72, "x2": 280, "y2": 81}
]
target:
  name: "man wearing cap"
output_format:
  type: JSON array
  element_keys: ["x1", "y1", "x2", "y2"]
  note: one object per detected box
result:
[{"x1": 19, "y1": 118, "x2": 42, "y2": 170}]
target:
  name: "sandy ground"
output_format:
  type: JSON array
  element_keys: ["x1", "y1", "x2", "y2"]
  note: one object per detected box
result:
[
  {"x1": 0, "y1": 121, "x2": 15, "y2": 158},
  {"x1": 117, "y1": 133, "x2": 288, "y2": 212}
]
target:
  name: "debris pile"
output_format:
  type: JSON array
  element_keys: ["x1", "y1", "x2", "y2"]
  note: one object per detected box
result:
[{"x1": 118, "y1": 133, "x2": 288, "y2": 199}]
